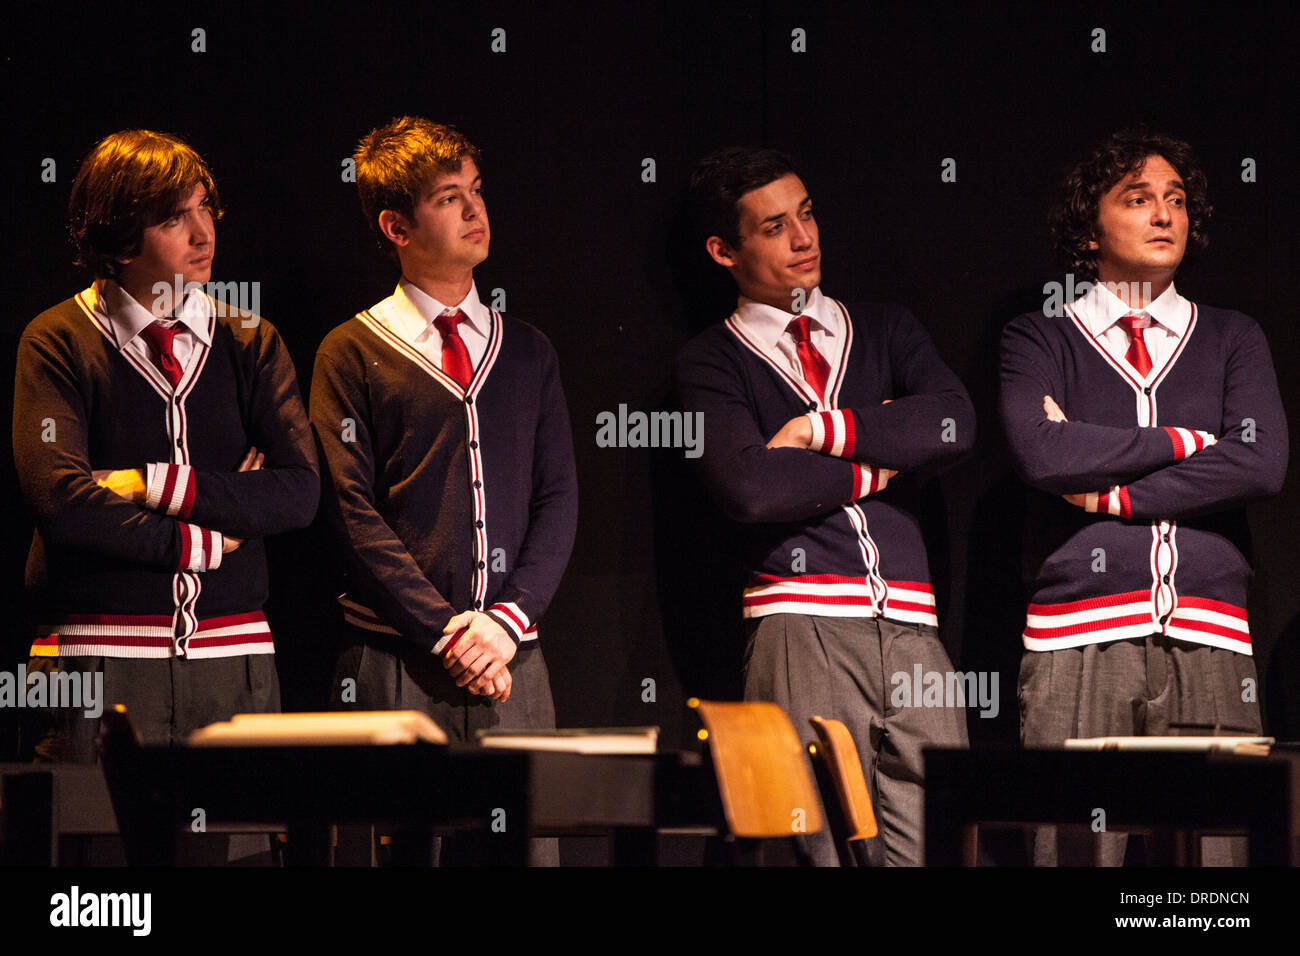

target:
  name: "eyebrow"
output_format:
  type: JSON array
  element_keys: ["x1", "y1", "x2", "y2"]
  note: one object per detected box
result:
[
  {"x1": 428, "y1": 176, "x2": 482, "y2": 198},
  {"x1": 759, "y1": 195, "x2": 812, "y2": 225},
  {"x1": 1119, "y1": 179, "x2": 1185, "y2": 193}
]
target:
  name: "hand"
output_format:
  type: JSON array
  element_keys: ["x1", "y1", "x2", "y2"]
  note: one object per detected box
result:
[
  {"x1": 469, "y1": 668, "x2": 512, "y2": 702},
  {"x1": 1061, "y1": 493, "x2": 1087, "y2": 508},
  {"x1": 440, "y1": 611, "x2": 517, "y2": 697},
  {"x1": 237, "y1": 446, "x2": 264, "y2": 471},
  {"x1": 1043, "y1": 395, "x2": 1067, "y2": 423},
  {"x1": 766, "y1": 416, "x2": 813, "y2": 449},
  {"x1": 92, "y1": 468, "x2": 146, "y2": 503},
  {"x1": 222, "y1": 534, "x2": 243, "y2": 553}
]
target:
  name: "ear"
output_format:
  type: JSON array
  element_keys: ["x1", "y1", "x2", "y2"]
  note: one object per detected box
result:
[
  {"x1": 705, "y1": 235, "x2": 737, "y2": 268},
  {"x1": 378, "y1": 209, "x2": 410, "y2": 247}
]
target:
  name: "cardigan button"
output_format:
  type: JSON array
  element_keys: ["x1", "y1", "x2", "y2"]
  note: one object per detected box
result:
[
  {"x1": 475, "y1": 520, "x2": 484, "y2": 529},
  {"x1": 1160, "y1": 615, "x2": 1169, "y2": 624},
  {"x1": 473, "y1": 480, "x2": 482, "y2": 489},
  {"x1": 1162, "y1": 575, "x2": 1170, "y2": 583},
  {"x1": 465, "y1": 396, "x2": 474, "y2": 406},
  {"x1": 478, "y1": 561, "x2": 486, "y2": 570},
  {"x1": 469, "y1": 440, "x2": 479, "y2": 450},
  {"x1": 807, "y1": 402, "x2": 817, "y2": 411},
  {"x1": 1143, "y1": 387, "x2": 1152, "y2": 395},
  {"x1": 473, "y1": 600, "x2": 482, "y2": 609}
]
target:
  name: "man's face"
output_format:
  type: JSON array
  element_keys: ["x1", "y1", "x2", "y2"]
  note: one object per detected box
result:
[
  {"x1": 711, "y1": 173, "x2": 820, "y2": 312},
  {"x1": 118, "y1": 182, "x2": 215, "y2": 296},
  {"x1": 1090, "y1": 154, "x2": 1188, "y2": 287},
  {"x1": 394, "y1": 158, "x2": 489, "y2": 276}
]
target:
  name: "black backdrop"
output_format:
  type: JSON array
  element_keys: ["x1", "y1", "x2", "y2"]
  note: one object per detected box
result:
[{"x1": 5, "y1": 0, "x2": 1299, "y2": 760}]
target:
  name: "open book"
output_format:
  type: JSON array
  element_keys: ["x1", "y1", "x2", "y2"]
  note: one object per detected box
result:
[
  {"x1": 475, "y1": 726, "x2": 660, "y2": 755},
  {"x1": 188, "y1": 711, "x2": 448, "y2": 747}
]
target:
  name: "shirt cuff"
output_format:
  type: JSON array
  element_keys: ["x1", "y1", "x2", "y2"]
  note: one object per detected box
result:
[
  {"x1": 146, "y1": 463, "x2": 196, "y2": 517},
  {"x1": 178, "y1": 522, "x2": 223, "y2": 571},
  {"x1": 806, "y1": 409, "x2": 856, "y2": 458}
]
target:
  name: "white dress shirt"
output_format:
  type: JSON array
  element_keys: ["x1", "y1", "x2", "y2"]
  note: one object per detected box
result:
[
  {"x1": 373, "y1": 278, "x2": 492, "y2": 371},
  {"x1": 729, "y1": 286, "x2": 845, "y2": 393},
  {"x1": 1069, "y1": 280, "x2": 1191, "y2": 380}
]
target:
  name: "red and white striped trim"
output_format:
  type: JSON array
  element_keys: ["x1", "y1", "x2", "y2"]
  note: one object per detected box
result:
[
  {"x1": 807, "y1": 409, "x2": 856, "y2": 458},
  {"x1": 29, "y1": 610, "x2": 273, "y2": 659},
  {"x1": 742, "y1": 574, "x2": 938, "y2": 627},
  {"x1": 177, "y1": 522, "x2": 222, "y2": 571},
  {"x1": 851, "y1": 463, "x2": 891, "y2": 499},
  {"x1": 1165, "y1": 596, "x2": 1252, "y2": 653},
  {"x1": 338, "y1": 597, "x2": 540, "y2": 652},
  {"x1": 1021, "y1": 589, "x2": 1251, "y2": 654},
  {"x1": 487, "y1": 601, "x2": 533, "y2": 643},
  {"x1": 1084, "y1": 485, "x2": 1131, "y2": 519},
  {"x1": 1162, "y1": 426, "x2": 1213, "y2": 461},
  {"x1": 146, "y1": 462, "x2": 196, "y2": 517}
]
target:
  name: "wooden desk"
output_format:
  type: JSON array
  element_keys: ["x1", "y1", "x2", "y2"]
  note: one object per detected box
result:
[{"x1": 924, "y1": 746, "x2": 1294, "y2": 866}]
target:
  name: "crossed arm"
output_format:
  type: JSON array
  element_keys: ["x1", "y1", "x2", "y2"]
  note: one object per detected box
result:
[{"x1": 999, "y1": 314, "x2": 1287, "y2": 520}]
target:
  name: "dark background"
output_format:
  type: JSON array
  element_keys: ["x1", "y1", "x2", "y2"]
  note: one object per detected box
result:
[{"x1": 4, "y1": 0, "x2": 1299, "y2": 762}]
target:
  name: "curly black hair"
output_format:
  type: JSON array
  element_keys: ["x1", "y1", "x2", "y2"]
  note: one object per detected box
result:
[{"x1": 1050, "y1": 129, "x2": 1211, "y2": 283}]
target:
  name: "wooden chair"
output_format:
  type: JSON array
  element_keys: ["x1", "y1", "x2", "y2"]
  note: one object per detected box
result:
[
  {"x1": 808, "y1": 715, "x2": 877, "y2": 866},
  {"x1": 689, "y1": 698, "x2": 823, "y2": 865}
]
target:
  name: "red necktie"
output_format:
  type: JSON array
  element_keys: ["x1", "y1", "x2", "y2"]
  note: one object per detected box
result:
[
  {"x1": 433, "y1": 310, "x2": 474, "y2": 389},
  {"x1": 1121, "y1": 313, "x2": 1153, "y2": 378},
  {"x1": 787, "y1": 314, "x2": 831, "y2": 401},
  {"x1": 139, "y1": 322, "x2": 184, "y2": 387}
]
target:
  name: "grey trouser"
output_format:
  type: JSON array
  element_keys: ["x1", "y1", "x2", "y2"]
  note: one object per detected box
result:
[
  {"x1": 1019, "y1": 635, "x2": 1261, "y2": 866},
  {"x1": 743, "y1": 614, "x2": 970, "y2": 866},
  {"x1": 334, "y1": 633, "x2": 558, "y2": 865}
]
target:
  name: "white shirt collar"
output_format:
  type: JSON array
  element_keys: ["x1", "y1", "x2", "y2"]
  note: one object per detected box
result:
[
  {"x1": 92, "y1": 278, "x2": 213, "y2": 351},
  {"x1": 731, "y1": 286, "x2": 839, "y2": 349},
  {"x1": 391, "y1": 278, "x2": 491, "y2": 341},
  {"x1": 1071, "y1": 279, "x2": 1191, "y2": 339}
]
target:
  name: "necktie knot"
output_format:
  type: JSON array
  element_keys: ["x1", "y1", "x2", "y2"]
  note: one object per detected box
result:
[
  {"x1": 139, "y1": 322, "x2": 184, "y2": 387},
  {"x1": 786, "y1": 314, "x2": 814, "y2": 344},
  {"x1": 433, "y1": 309, "x2": 466, "y2": 338}
]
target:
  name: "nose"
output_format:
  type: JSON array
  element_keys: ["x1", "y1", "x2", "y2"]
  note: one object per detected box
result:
[
  {"x1": 1151, "y1": 199, "x2": 1173, "y2": 225},
  {"x1": 192, "y1": 209, "x2": 215, "y2": 245},
  {"x1": 790, "y1": 219, "x2": 814, "y2": 249}
]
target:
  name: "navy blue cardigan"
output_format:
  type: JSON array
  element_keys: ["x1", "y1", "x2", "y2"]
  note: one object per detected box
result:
[
  {"x1": 311, "y1": 307, "x2": 578, "y2": 653},
  {"x1": 1000, "y1": 302, "x2": 1287, "y2": 654},
  {"x1": 14, "y1": 286, "x2": 319, "y2": 659},
  {"x1": 676, "y1": 299, "x2": 975, "y2": 626}
]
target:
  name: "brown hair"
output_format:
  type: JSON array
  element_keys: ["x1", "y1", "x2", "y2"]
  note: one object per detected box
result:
[
  {"x1": 353, "y1": 117, "x2": 482, "y2": 258},
  {"x1": 69, "y1": 130, "x2": 222, "y2": 279},
  {"x1": 1051, "y1": 129, "x2": 1211, "y2": 283}
]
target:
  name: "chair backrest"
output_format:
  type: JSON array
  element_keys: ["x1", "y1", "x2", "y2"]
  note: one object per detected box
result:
[
  {"x1": 690, "y1": 698, "x2": 823, "y2": 838},
  {"x1": 809, "y1": 715, "x2": 877, "y2": 841}
]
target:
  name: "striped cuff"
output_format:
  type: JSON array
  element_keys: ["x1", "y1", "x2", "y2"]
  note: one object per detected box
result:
[
  {"x1": 146, "y1": 463, "x2": 196, "y2": 517},
  {"x1": 1162, "y1": 426, "x2": 1215, "y2": 461},
  {"x1": 486, "y1": 602, "x2": 530, "y2": 645},
  {"x1": 1085, "y1": 485, "x2": 1131, "y2": 519},
  {"x1": 806, "y1": 410, "x2": 856, "y2": 458},
  {"x1": 177, "y1": 522, "x2": 223, "y2": 571},
  {"x1": 851, "y1": 463, "x2": 891, "y2": 500}
]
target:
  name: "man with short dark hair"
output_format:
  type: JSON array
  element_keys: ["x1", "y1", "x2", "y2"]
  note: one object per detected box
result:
[
  {"x1": 676, "y1": 147, "x2": 974, "y2": 866},
  {"x1": 13, "y1": 129, "x2": 318, "y2": 761},
  {"x1": 311, "y1": 118, "x2": 577, "y2": 862},
  {"x1": 1000, "y1": 130, "x2": 1287, "y2": 865}
]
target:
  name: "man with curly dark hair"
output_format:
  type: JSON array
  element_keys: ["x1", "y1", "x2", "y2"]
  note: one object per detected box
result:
[{"x1": 1000, "y1": 130, "x2": 1287, "y2": 865}]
